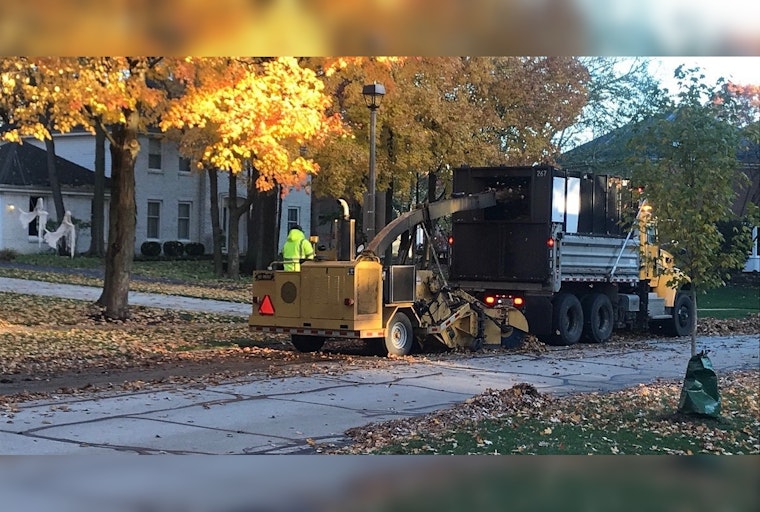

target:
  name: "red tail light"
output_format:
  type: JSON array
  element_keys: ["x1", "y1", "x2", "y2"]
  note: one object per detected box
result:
[
  {"x1": 447, "y1": 236, "x2": 454, "y2": 245},
  {"x1": 483, "y1": 294, "x2": 524, "y2": 308},
  {"x1": 258, "y1": 295, "x2": 275, "y2": 316},
  {"x1": 547, "y1": 238, "x2": 555, "y2": 248}
]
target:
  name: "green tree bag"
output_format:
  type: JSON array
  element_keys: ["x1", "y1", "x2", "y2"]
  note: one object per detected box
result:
[{"x1": 677, "y1": 351, "x2": 721, "y2": 418}]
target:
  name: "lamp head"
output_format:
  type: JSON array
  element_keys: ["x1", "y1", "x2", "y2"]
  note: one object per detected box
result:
[{"x1": 362, "y1": 82, "x2": 385, "y2": 109}]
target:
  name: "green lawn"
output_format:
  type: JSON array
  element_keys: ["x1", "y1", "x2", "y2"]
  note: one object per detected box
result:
[
  {"x1": 2, "y1": 253, "x2": 757, "y2": 317},
  {"x1": 336, "y1": 371, "x2": 759, "y2": 456},
  {"x1": 699, "y1": 283, "x2": 759, "y2": 319},
  {"x1": 0, "y1": 253, "x2": 250, "y2": 302},
  {"x1": 7, "y1": 253, "x2": 223, "y2": 282}
]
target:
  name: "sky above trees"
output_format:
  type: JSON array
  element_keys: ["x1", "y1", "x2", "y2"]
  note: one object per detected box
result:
[{"x1": 648, "y1": 57, "x2": 760, "y2": 93}]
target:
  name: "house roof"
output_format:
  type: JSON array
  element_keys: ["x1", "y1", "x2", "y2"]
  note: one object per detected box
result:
[
  {"x1": 0, "y1": 142, "x2": 109, "y2": 189},
  {"x1": 558, "y1": 121, "x2": 759, "y2": 217},
  {"x1": 559, "y1": 118, "x2": 760, "y2": 176}
]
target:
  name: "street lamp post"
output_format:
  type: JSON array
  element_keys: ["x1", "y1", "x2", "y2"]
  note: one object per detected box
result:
[{"x1": 362, "y1": 82, "x2": 385, "y2": 241}]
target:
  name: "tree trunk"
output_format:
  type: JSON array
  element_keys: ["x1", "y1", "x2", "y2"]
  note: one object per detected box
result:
[
  {"x1": 690, "y1": 287, "x2": 698, "y2": 357},
  {"x1": 88, "y1": 124, "x2": 106, "y2": 257},
  {"x1": 208, "y1": 168, "x2": 225, "y2": 277},
  {"x1": 420, "y1": 170, "x2": 439, "y2": 267},
  {"x1": 44, "y1": 136, "x2": 67, "y2": 254},
  {"x1": 383, "y1": 182, "x2": 394, "y2": 264},
  {"x1": 226, "y1": 175, "x2": 243, "y2": 279},
  {"x1": 246, "y1": 179, "x2": 278, "y2": 271},
  {"x1": 227, "y1": 173, "x2": 252, "y2": 279},
  {"x1": 44, "y1": 136, "x2": 65, "y2": 221},
  {"x1": 242, "y1": 166, "x2": 257, "y2": 274},
  {"x1": 97, "y1": 111, "x2": 139, "y2": 320}
]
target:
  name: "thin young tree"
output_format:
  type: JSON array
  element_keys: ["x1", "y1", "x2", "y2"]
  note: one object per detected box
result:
[{"x1": 629, "y1": 66, "x2": 752, "y2": 355}]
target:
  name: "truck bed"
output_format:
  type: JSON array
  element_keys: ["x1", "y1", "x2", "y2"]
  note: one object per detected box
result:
[{"x1": 559, "y1": 233, "x2": 639, "y2": 283}]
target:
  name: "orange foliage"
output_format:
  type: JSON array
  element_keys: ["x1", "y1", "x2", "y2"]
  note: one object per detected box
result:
[
  {"x1": 322, "y1": 57, "x2": 406, "y2": 77},
  {"x1": 726, "y1": 81, "x2": 760, "y2": 129},
  {"x1": 1, "y1": 57, "x2": 171, "y2": 142},
  {"x1": 727, "y1": 82, "x2": 760, "y2": 107},
  {"x1": 307, "y1": 56, "x2": 589, "y2": 202},
  {"x1": 1, "y1": 57, "x2": 349, "y2": 193},
  {"x1": 161, "y1": 57, "x2": 348, "y2": 192}
]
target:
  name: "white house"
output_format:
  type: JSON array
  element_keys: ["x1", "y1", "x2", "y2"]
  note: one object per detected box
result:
[
  {"x1": 746, "y1": 226, "x2": 759, "y2": 273},
  {"x1": 1, "y1": 131, "x2": 312, "y2": 257},
  {"x1": 0, "y1": 141, "x2": 106, "y2": 254}
]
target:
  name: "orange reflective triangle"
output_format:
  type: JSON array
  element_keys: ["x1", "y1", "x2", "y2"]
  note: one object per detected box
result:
[{"x1": 259, "y1": 295, "x2": 275, "y2": 315}]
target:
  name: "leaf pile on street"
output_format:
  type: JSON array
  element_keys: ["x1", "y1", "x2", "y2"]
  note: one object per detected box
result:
[{"x1": 321, "y1": 370, "x2": 759, "y2": 455}]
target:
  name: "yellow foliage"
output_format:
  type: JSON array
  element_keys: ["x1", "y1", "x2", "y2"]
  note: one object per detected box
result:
[
  {"x1": 1, "y1": 57, "x2": 344, "y2": 193},
  {"x1": 161, "y1": 57, "x2": 347, "y2": 190}
]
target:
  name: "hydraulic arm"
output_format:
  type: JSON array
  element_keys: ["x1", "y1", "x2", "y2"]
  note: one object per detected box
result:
[{"x1": 366, "y1": 191, "x2": 498, "y2": 256}]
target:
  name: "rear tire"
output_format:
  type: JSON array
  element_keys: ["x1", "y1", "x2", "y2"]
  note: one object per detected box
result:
[
  {"x1": 664, "y1": 293, "x2": 694, "y2": 337},
  {"x1": 385, "y1": 312, "x2": 414, "y2": 356},
  {"x1": 582, "y1": 293, "x2": 614, "y2": 343},
  {"x1": 290, "y1": 334, "x2": 326, "y2": 353},
  {"x1": 548, "y1": 293, "x2": 583, "y2": 346}
]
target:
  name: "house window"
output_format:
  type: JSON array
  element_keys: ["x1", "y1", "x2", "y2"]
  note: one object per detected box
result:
[
  {"x1": 287, "y1": 207, "x2": 299, "y2": 231},
  {"x1": 147, "y1": 201, "x2": 161, "y2": 239},
  {"x1": 177, "y1": 202, "x2": 191, "y2": 240},
  {"x1": 148, "y1": 138, "x2": 162, "y2": 170},
  {"x1": 179, "y1": 157, "x2": 191, "y2": 174}
]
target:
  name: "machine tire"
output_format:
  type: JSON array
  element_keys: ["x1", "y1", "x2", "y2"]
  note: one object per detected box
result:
[
  {"x1": 582, "y1": 293, "x2": 614, "y2": 343},
  {"x1": 501, "y1": 327, "x2": 526, "y2": 349},
  {"x1": 664, "y1": 293, "x2": 694, "y2": 337},
  {"x1": 548, "y1": 293, "x2": 583, "y2": 346},
  {"x1": 385, "y1": 312, "x2": 414, "y2": 356},
  {"x1": 469, "y1": 336, "x2": 484, "y2": 352},
  {"x1": 290, "y1": 334, "x2": 326, "y2": 353}
]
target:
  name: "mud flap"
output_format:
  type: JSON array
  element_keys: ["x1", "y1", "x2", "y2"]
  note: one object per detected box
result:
[{"x1": 677, "y1": 351, "x2": 721, "y2": 418}]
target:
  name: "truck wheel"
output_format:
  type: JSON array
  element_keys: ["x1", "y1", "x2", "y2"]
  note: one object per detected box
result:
[
  {"x1": 665, "y1": 293, "x2": 694, "y2": 337},
  {"x1": 385, "y1": 312, "x2": 414, "y2": 356},
  {"x1": 290, "y1": 334, "x2": 326, "y2": 353},
  {"x1": 582, "y1": 293, "x2": 614, "y2": 343},
  {"x1": 549, "y1": 293, "x2": 583, "y2": 346}
]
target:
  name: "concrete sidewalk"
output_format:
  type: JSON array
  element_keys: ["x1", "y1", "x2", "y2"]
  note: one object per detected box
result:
[{"x1": 0, "y1": 276, "x2": 250, "y2": 317}]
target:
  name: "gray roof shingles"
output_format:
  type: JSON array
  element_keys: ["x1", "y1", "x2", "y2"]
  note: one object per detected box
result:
[{"x1": 0, "y1": 142, "x2": 109, "y2": 188}]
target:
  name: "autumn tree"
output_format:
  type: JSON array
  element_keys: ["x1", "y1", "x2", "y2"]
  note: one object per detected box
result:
[
  {"x1": 0, "y1": 57, "x2": 75, "y2": 250},
  {"x1": 629, "y1": 66, "x2": 755, "y2": 355},
  {"x1": 308, "y1": 57, "x2": 589, "y2": 254},
  {"x1": 2, "y1": 57, "x2": 180, "y2": 319},
  {"x1": 161, "y1": 57, "x2": 346, "y2": 277}
]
